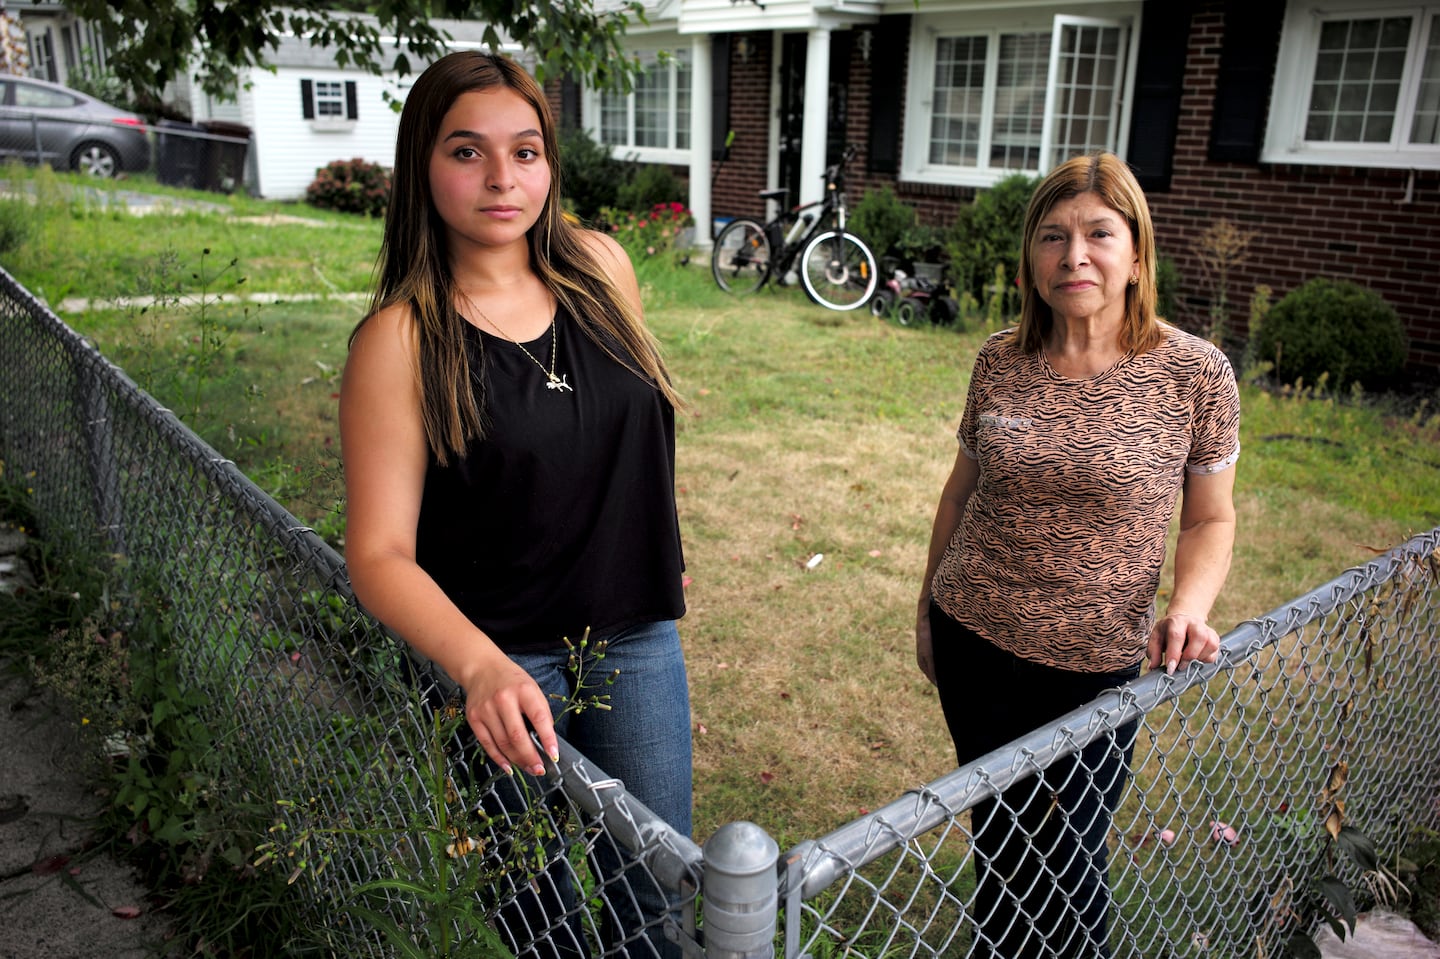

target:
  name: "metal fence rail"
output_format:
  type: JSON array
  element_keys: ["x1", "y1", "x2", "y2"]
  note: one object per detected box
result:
[{"x1": 1, "y1": 264, "x2": 1437, "y2": 958}]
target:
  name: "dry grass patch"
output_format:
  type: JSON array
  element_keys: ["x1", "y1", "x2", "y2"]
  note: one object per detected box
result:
[{"x1": 678, "y1": 417, "x2": 959, "y2": 841}]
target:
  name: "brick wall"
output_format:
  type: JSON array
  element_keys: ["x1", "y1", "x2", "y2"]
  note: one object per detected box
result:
[
  {"x1": 1149, "y1": 3, "x2": 1440, "y2": 375},
  {"x1": 711, "y1": 32, "x2": 776, "y2": 220},
  {"x1": 809, "y1": 6, "x2": 1440, "y2": 376}
]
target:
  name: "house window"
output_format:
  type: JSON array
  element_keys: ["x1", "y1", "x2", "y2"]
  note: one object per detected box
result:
[
  {"x1": 314, "y1": 81, "x2": 346, "y2": 119},
  {"x1": 1266, "y1": 0, "x2": 1440, "y2": 168},
  {"x1": 903, "y1": 9, "x2": 1137, "y2": 187},
  {"x1": 591, "y1": 48, "x2": 690, "y2": 162},
  {"x1": 300, "y1": 78, "x2": 358, "y2": 129}
]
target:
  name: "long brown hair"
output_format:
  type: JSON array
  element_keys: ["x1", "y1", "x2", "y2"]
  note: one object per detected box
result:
[
  {"x1": 1013, "y1": 153, "x2": 1164, "y2": 355},
  {"x1": 354, "y1": 51, "x2": 680, "y2": 465}
]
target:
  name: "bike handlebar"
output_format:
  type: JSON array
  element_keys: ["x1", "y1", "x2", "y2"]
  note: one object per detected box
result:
[{"x1": 824, "y1": 145, "x2": 859, "y2": 191}]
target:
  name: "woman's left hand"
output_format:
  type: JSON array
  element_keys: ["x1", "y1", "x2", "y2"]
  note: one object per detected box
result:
[{"x1": 1146, "y1": 612, "x2": 1221, "y2": 675}]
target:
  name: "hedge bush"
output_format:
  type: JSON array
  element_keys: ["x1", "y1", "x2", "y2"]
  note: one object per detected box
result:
[
  {"x1": 1251, "y1": 277, "x2": 1408, "y2": 391},
  {"x1": 305, "y1": 157, "x2": 391, "y2": 218},
  {"x1": 559, "y1": 126, "x2": 625, "y2": 224},
  {"x1": 943, "y1": 172, "x2": 1035, "y2": 310},
  {"x1": 850, "y1": 186, "x2": 919, "y2": 268}
]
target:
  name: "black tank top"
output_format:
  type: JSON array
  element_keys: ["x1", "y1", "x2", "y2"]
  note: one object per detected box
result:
[{"x1": 415, "y1": 306, "x2": 685, "y2": 651}]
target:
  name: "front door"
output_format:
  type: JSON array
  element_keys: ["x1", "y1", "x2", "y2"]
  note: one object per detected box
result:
[
  {"x1": 777, "y1": 32, "x2": 853, "y2": 208},
  {"x1": 777, "y1": 33, "x2": 807, "y2": 209}
]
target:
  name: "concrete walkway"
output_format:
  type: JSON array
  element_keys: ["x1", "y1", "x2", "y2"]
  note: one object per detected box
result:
[{"x1": 0, "y1": 526, "x2": 172, "y2": 959}]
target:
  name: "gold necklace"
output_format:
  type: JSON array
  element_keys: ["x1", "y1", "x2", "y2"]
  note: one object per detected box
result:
[{"x1": 478, "y1": 310, "x2": 574, "y2": 393}]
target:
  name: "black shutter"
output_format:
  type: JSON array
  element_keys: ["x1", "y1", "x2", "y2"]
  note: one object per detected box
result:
[
  {"x1": 1126, "y1": 1, "x2": 1193, "y2": 192},
  {"x1": 345, "y1": 81, "x2": 358, "y2": 120},
  {"x1": 711, "y1": 35, "x2": 731, "y2": 162},
  {"x1": 1209, "y1": 0, "x2": 1286, "y2": 162},
  {"x1": 300, "y1": 78, "x2": 314, "y2": 119},
  {"x1": 867, "y1": 15, "x2": 909, "y2": 175},
  {"x1": 560, "y1": 75, "x2": 581, "y2": 130}
]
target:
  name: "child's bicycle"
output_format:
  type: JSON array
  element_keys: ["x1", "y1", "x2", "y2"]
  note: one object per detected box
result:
[{"x1": 710, "y1": 145, "x2": 878, "y2": 311}]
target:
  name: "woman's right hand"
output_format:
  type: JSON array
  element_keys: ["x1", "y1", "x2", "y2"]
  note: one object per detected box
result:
[
  {"x1": 459, "y1": 656, "x2": 559, "y2": 777},
  {"x1": 916, "y1": 598, "x2": 937, "y2": 685}
]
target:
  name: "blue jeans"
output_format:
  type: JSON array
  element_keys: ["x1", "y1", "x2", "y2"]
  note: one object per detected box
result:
[
  {"x1": 930, "y1": 604, "x2": 1138, "y2": 959},
  {"x1": 492, "y1": 619, "x2": 693, "y2": 959}
]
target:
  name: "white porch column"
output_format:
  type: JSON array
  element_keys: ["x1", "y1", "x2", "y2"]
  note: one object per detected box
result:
[
  {"x1": 798, "y1": 28, "x2": 831, "y2": 209},
  {"x1": 688, "y1": 34, "x2": 714, "y2": 250}
]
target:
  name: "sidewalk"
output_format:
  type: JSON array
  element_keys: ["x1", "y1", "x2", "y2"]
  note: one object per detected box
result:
[{"x1": 0, "y1": 526, "x2": 171, "y2": 959}]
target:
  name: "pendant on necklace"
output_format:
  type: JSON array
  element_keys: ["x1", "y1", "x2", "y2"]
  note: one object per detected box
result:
[{"x1": 546, "y1": 373, "x2": 574, "y2": 393}]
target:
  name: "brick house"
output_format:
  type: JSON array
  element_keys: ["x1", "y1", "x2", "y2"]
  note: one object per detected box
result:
[{"x1": 561, "y1": 0, "x2": 1440, "y2": 376}]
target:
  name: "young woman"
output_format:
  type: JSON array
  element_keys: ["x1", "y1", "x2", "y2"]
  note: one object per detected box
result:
[{"x1": 340, "y1": 51, "x2": 691, "y2": 959}]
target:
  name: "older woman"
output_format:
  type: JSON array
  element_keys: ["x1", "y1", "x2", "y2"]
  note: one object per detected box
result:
[{"x1": 916, "y1": 153, "x2": 1240, "y2": 959}]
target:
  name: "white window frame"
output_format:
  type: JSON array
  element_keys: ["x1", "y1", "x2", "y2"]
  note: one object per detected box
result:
[
  {"x1": 583, "y1": 41, "x2": 691, "y2": 166},
  {"x1": 313, "y1": 80, "x2": 347, "y2": 120},
  {"x1": 901, "y1": 5, "x2": 1140, "y2": 188},
  {"x1": 1264, "y1": 0, "x2": 1440, "y2": 169}
]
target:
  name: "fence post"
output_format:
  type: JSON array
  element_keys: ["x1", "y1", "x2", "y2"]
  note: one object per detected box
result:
[{"x1": 702, "y1": 821, "x2": 780, "y2": 959}]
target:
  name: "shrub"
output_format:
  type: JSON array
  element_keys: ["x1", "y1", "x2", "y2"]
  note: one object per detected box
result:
[
  {"x1": 1251, "y1": 278, "x2": 1408, "y2": 391},
  {"x1": 305, "y1": 157, "x2": 391, "y2": 218},
  {"x1": 944, "y1": 172, "x2": 1036, "y2": 310},
  {"x1": 601, "y1": 201, "x2": 693, "y2": 261},
  {"x1": 850, "y1": 186, "x2": 918, "y2": 266},
  {"x1": 616, "y1": 162, "x2": 686, "y2": 214},
  {"x1": 0, "y1": 194, "x2": 33, "y2": 255},
  {"x1": 559, "y1": 126, "x2": 625, "y2": 224},
  {"x1": 1156, "y1": 255, "x2": 1180, "y2": 322}
]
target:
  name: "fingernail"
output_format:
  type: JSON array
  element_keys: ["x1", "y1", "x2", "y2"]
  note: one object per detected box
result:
[
  {"x1": 1166, "y1": 659, "x2": 1178, "y2": 675},
  {"x1": 500, "y1": 762, "x2": 514, "y2": 776},
  {"x1": 531, "y1": 763, "x2": 546, "y2": 776},
  {"x1": 549, "y1": 747, "x2": 560, "y2": 763}
]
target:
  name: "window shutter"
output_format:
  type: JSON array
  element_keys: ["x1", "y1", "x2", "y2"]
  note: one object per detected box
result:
[
  {"x1": 301, "y1": 78, "x2": 314, "y2": 119},
  {"x1": 345, "y1": 81, "x2": 358, "y2": 120},
  {"x1": 867, "y1": 15, "x2": 909, "y2": 175},
  {"x1": 1126, "y1": 1, "x2": 1193, "y2": 191},
  {"x1": 1209, "y1": 0, "x2": 1285, "y2": 162},
  {"x1": 711, "y1": 35, "x2": 731, "y2": 163},
  {"x1": 560, "y1": 75, "x2": 581, "y2": 130}
]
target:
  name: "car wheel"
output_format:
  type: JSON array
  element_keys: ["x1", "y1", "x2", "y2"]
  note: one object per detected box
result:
[{"x1": 72, "y1": 141, "x2": 121, "y2": 178}]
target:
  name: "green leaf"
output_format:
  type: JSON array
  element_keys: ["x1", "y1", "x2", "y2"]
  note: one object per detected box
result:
[
  {"x1": 1335, "y1": 825, "x2": 1379, "y2": 871},
  {"x1": 1284, "y1": 932, "x2": 1323, "y2": 959},
  {"x1": 346, "y1": 905, "x2": 431, "y2": 959},
  {"x1": 1315, "y1": 875, "x2": 1358, "y2": 934}
]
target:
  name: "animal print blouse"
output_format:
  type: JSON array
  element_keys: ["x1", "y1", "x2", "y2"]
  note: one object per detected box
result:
[{"x1": 930, "y1": 326, "x2": 1241, "y2": 673}]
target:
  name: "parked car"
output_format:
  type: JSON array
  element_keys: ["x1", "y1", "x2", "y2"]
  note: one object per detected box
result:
[{"x1": 0, "y1": 76, "x2": 150, "y2": 177}]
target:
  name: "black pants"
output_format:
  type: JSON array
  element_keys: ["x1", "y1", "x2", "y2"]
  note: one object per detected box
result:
[{"x1": 929, "y1": 603, "x2": 1139, "y2": 959}]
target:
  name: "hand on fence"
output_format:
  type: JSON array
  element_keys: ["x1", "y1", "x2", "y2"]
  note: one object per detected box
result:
[
  {"x1": 462, "y1": 657, "x2": 560, "y2": 777},
  {"x1": 1146, "y1": 611, "x2": 1221, "y2": 676}
]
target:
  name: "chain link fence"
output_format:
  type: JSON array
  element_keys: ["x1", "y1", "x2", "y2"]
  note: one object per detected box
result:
[
  {"x1": 0, "y1": 104, "x2": 249, "y2": 190},
  {"x1": 1, "y1": 264, "x2": 1437, "y2": 958}
]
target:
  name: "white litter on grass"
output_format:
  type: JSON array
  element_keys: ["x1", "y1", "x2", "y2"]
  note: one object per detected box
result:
[{"x1": 805, "y1": 553, "x2": 824, "y2": 569}]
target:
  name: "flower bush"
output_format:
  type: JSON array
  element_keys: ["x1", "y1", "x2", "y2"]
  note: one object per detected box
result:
[
  {"x1": 305, "y1": 157, "x2": 391, "y2": 218},
  {"x1": 601, "y1": 201, "x2": 693, "y2": 260}
]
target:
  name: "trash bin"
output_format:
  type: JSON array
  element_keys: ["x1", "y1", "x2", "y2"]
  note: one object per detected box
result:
[
  {"x1": 155, "y1": 119, "x2": 204, "y2": 189},
  {"x1": 200, "y1": 121, "x2": 250, "y2": 194}
]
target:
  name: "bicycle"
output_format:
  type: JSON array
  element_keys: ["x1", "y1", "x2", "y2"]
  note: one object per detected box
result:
[{"x1": 710, "y1": 145, "x2": 878, "y2": 311}]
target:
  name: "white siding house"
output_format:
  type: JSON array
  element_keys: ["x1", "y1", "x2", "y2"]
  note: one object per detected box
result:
[{"x1": 183, "y1": 20, "x2": 509, "y2": 200}]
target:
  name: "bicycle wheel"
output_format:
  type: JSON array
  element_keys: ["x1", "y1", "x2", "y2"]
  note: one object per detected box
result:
[
  {"x1": 798, "y1": 230, "x2": 878, "y2": 311},
  {"x1": 711, "y1": 218, "x2": 772, "y2": 295}
]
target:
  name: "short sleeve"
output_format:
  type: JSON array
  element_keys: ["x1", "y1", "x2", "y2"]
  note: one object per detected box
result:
[{"x1": 1186, "y1": 344, "x2": 1241, "y2": 474}]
